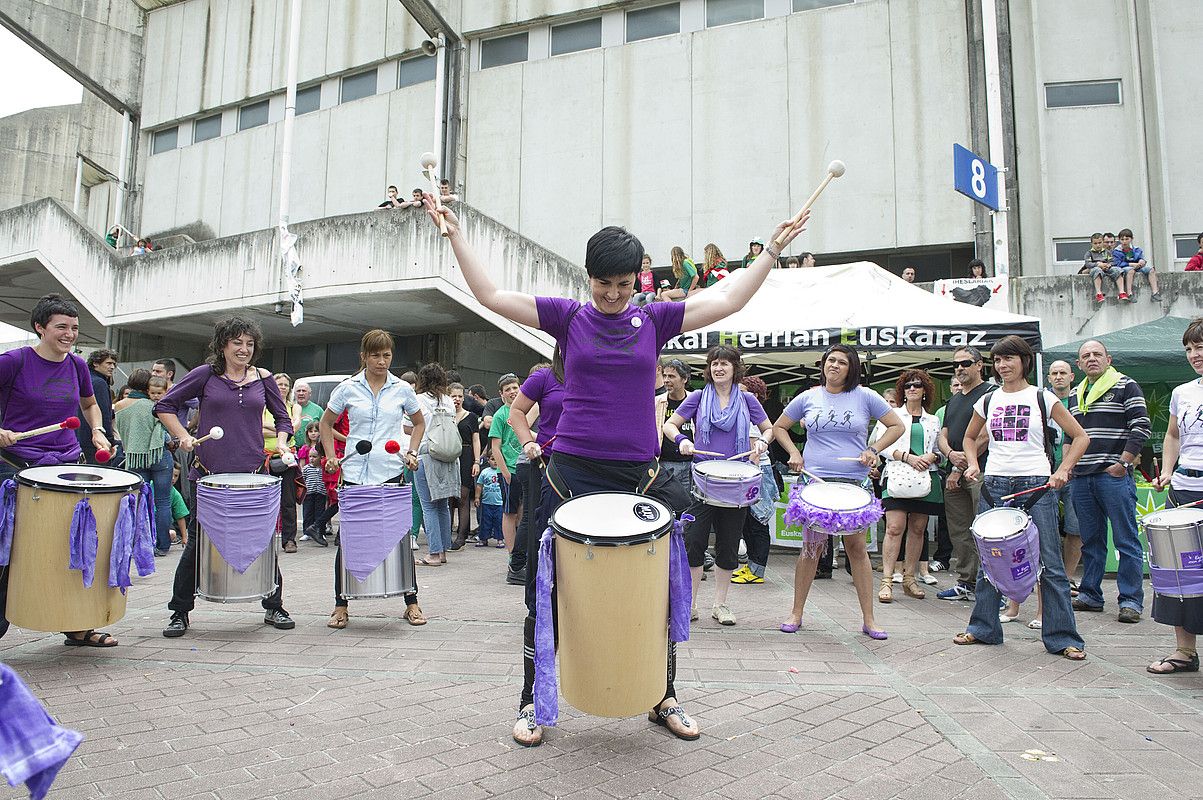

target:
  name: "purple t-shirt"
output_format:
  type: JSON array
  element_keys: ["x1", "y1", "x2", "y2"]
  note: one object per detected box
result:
[
  {"x1": 520, "y1": 367, "x2": 565, "y2": 448},
  {"x1": 155, "y1": 365, "x2": 293, "y2": 477},
  {"x1": 536, "y1": 296, "x2": 685, "y2": 461},
  {"x1": 0, "y1": 347, "x2": 93, "y2": 464},
  {"x1": 674, "y1": 388, "x2": 768, "y2": 461},
  {"x1": 783, "y1": 386, "x2": 897, "y2": 480}
]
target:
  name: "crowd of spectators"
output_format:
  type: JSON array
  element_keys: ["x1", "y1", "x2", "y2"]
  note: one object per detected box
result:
[{"x1": 1078, "y1": 229, "x2": 1162, "y2": 303}]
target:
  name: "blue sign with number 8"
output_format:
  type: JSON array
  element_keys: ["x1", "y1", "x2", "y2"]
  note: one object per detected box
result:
[{"x1": 953, "y1": 143, "x2": 1000, "y2": 211}]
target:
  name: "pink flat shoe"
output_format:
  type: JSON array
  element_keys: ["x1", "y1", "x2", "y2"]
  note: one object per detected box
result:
[
  {"x1": 780, "y1": 621, "x2": 800, "y2": 633},
  {"x1": 862, "y1": 625, "x2": 888, "y2": 640}
]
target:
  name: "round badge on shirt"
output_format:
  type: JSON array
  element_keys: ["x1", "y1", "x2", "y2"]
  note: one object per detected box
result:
[{"x1": 631, "y1": 317, "x2": 642, "y2": 328}]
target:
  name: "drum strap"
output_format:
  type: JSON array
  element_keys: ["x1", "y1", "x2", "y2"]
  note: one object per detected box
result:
[{"x1": 980, "y1": 482, "x2": 1048, "y2": 513}]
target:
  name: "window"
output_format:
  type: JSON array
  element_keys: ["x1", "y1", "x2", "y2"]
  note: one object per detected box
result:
[
  {"x1": 295, "y1": 85, "x2": 321, "y2": 115},
  {"x1": 193, "y1": 114, "x2": 222, "y2": 143},
  {"x1": 793, "y1": 0, "x2": 853, "y2": 11},
  {"x1": 707, "y1": 0, "x2": 764, "y2": 27},
  {"x1": 551, "y1": 18, "x2": 602, "y2": 56},
  {"x1": 398, "y1": 54, "x2": 436, "y2": 88},
  {"x1": 1045, "y1": 80, "x2": 1121, "y2": 108},
  {"x1": 626, "y1": 3, "x2": 680, "y2": 42},
  {"x1": 340, "y1": 68, "x2": 377, "y2": 103},
  {"x1": 1177, "y1": 236, "x2": 1202, "y2": 260},
  {"x1": 152, "y1": 126, "x2": 178, "y2": 154},
  {"x1": 481, "y1": 32, "x2": 528, "y2": 69},
  {"x1": 1054, "y1": 239, "x2": 1092, "y2": 263},
  {"x1": 238, "y1": 100, "x2": 269, "y2": 131}
]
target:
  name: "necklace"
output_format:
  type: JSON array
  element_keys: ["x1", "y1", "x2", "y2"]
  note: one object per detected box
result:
[{"x1": 225, "y1": 364, "x2": 252, "y2": 385}]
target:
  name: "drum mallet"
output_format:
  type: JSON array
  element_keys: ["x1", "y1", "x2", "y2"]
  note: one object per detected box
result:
[
  {"x1": 11, "y1": 417, "x2": 80, "y2": 441},
  {"x1": 95, "y1": 448, "x2": 113, "y2": 463},
  {"x1": 999, "y1": 484, "x2": 1050, "y2": 502},
  {"x1": 193, "y1": 426, "x2": 225, "y2": 446},
  {"x1": 354, "y1": 440, "x2": 372, "y2": 455},
  {"x1": 773, "y1": 160, "x2": 846, "y2": 248},
  {"x1": 419, "y1": 152, "x2": 450, "y2": 237},
  {"x1": 384, "y1": 441, "x2": 401, "y2": 454}
]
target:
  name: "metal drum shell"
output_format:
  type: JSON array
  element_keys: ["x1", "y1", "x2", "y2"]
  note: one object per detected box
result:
[
  {"x1": 1142, "y1": 508, "x2": 1203, "y2": 571},
  {"x1": 194, "y1": 474, "x2": 281, "y2": 603},
  {"x1": 691, "y1": 460, "x2": 761, "y2": 508},
  {"x1": 338, "y1": 536, "x2": 417, "y2": 600}
]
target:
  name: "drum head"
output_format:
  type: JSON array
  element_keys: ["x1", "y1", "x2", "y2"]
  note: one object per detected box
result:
[
  {"x1": 16, "y1": 465, "x2": 142, "y2": 493},
  {"x1": 694, "y1": 460, "x2": 759, "y2": 480},
  {"x1": 199, "y1": 473, "x2": 281, "y2": 489},
  {"x1": 551, "y1": 492, "x2": 672, "y2": 545},
  {"x1": 973, "y1": 507, "x2": 1030, "y2": 540},
  {"x1": 798, "y1": 482, "x2": 871, "y2": 511},
  {"x1": 1143, "y1": 507, "x2": 1203, "y2": 527}
]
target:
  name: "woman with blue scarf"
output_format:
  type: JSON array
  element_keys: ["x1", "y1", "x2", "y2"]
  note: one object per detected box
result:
[{"x1": 663, "y1": 345, "x2": 772, "y2": 627}]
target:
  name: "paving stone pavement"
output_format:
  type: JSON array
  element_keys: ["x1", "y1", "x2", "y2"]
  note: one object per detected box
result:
[{"x1": 2, "y1": 535, "x2": 1201, "y2": 800}]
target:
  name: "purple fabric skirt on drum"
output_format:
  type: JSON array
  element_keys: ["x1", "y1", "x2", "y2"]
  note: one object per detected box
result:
[
  {"x1": 196, "y1": 482, "x2": 280, "y2": 574},
  {"x1": 338, "y1": 484, "x2": 413, "y2": 581}
]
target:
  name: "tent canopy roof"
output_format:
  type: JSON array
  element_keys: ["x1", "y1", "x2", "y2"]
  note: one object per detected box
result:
[{"x1": 1044, "y1": 316, "x2": 1196, "y2": 385}]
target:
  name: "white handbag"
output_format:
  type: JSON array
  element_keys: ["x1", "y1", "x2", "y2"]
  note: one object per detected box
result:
[{"x1": 884, "y1": 457, "x2": 932, "y2": 499}]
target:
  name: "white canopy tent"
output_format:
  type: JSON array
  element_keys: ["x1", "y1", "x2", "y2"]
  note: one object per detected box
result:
[{"x1": 663, "y1": 262, "x2": 1042, "y2": 386}]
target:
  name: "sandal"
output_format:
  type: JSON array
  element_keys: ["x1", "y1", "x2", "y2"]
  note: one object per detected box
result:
[
  {"x1": 877, "y1": 579, "x2": 893, "y2": 604},
  {"x1": 1060, "y1": 646, "x2": 1086, "y2": 661},
  {"x1": 513, "y1": 704, "x2": 543, "y2": 747},
  {"x1": 328, "y1": 608, "x2": 348, "y2": 629},
  {"x1": 417, "y1": 557, "x2": 443, "y2": 566},
  {"x1": 63, "y1": 630, "x2": 117, "y2": 647},
  {"x1": 403, "y1": 604, "x2": 427, "y2": 626},
  {"x1": 648, "y1": 704, "x2": 700, "y2": 741},
  {"x1": 953, "y1": 632, "x2": 985, "y2": 646},
  {"x1": 902, "y1": 576, "x2": 926, "y2": 600},
  {"x1": 1147, "y1": 652, "x2": 1200, "y2": 674}
]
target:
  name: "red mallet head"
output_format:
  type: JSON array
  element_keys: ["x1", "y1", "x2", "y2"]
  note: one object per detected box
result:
[
  {"x1": 62, "y1": 417, "x2": 81, "y2": 430},
  {"x1": 95, "y1": 449, "x2": 112, "y2": 463},
  {"x1": 384, "y1": 440, "x2": 401, "y2": 455}
]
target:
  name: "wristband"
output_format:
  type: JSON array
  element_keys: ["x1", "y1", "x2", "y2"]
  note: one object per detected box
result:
[
  {"x1": 674, "y1": 433, "x2": 688, "y2": 445},
  {"x1": 765, "y1": 243, "x2": 782, "y2": 259},
  {"x1": 868, "y1": 446, "x2": 879, "y2": 456}
]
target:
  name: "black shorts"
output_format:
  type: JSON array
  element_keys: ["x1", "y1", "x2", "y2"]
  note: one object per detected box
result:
[{"x1": 502, "y1": 469, "x2": 523, "y2": 514}]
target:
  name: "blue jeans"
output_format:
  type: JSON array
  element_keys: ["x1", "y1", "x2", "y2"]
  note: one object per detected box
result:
[
  {"x1": 135, "y1": 450, "x2": 175, "y2": 552},
  {"x1": 478, "y1": 503, "x2": 503, "y2": 542},
  {"x1": 413, "y1": 464, "x2": 452, "y2": 555},
  {"x1": 966, "y1": 475, "x2": 1084, "y2": 653},
  {"x1": 1071, "y1": 472, "x2": 1144, "y2": 612}
]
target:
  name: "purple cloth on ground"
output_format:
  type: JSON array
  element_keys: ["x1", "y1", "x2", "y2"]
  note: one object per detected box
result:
[
  {"x1": 0, "y1": 479, "x2": 14, "y2": 566},
  {"x1": 196, "y1": 482, "x2": 280, "y2": 574},
  {"x1": 109, "y1": 485, "x2": 156, "y2": 593},
  {"x1": 533, "y1": 526, "x2": 559, "y2": 727},
  {"x1": 67, "y1": 499, "x2": 98, "y2": 588},
  {"x1": 1151, "y1": 566, "x2": 1203, "y2": 598},
  {"x1": 0, "y1": 664, "x2": 84, "y2": 800},
  {"x1": 337, "y1": 484, "x2": 412, "y2": 581},
  {"x1": 669, "y1": 514, "x2": 692, "y2": 643}
]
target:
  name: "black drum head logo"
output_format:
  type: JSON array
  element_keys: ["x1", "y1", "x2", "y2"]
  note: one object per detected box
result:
[{"x1": 632, "y1": 502, "x2": 661, "y2": 523}]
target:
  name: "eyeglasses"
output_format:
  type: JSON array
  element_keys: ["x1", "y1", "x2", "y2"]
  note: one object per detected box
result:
[
  {"x1": 952, "y1": 359, "x2": 979, "y2": 369},
  {"x1": 903, "y1": 381, "x2": 923, "y2": 389}
]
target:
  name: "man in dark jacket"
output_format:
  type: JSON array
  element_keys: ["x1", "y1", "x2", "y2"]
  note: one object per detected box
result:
[{"x1": 77, "y1": 349, "x2": 118, "y2": 462}]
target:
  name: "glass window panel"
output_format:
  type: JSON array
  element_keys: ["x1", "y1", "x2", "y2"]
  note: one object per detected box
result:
[
  {"x1": 341, "y1": 68, "x2": 378, "y2": 103},
  {"x1": 1045, "y1": 80, "x2": 1121, "y2": 108},
  {"x1": 793, "y1": 0, "x2": 853, "y2": 11},
  {"x1": 193, "y1": 114, "x2": 222, "y2": 143},
  {"x1": 1177, "y1": 237, "x2": 1200, "y2": 260},
  {"x1": 1054, "y1": 239, "x2": 1092, "y2": 263},
  {"x1": 626, "y1": 3, "x2": 680, "y2": 42},
  {"x1": 398, "y1": 54, "x2": 437, "y2": 87},
  {"x1": 481, "y1": 32, "x2": 529, "y2": 69},
  {"x1": 707, "y1": 0, "x2": 764, "y2": 27},
  {"x1": 551, "y1": 17, "x2": 602, "y2": 56},
  {"x1": 152, "y1": 126, "x2": 178, "y2": 154},
  {"x1": 295, "y1": 85, "x2": 321, "y2": 115},
  {"x1": 238, "y1": 100, "x2": 269, "y2": 131}
]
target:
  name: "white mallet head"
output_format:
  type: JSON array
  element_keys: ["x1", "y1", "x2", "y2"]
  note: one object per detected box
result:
[
  {"x1": 208, "y1": 426, "x2": 224, "y2": 441},
  {"x1": 419, "y1": 152, "x2": 438, "y2": 170},
  {"x1": 827, "y1": 160, "x2": 846, "y2": 178}
]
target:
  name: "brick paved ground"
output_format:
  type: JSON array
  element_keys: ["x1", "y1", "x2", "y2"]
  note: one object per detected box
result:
[{"x1": 2, "y1": 534, "x2": 1201, "y2": 800}]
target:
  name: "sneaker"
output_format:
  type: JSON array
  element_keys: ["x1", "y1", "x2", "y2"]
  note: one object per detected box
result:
[
  {"x1": 153, "y1": 548, "x2": 169, "y2": 557},
  {"x1": 920, "y1": 573, "x2": 938, "y2": 586},
  {"x1": 928, "y1": 560, "x2": 945, "y2": 573},
  {"x1": 1118, "y1": 292, "x2": 1129, "y2": 301},
  {"x1": 263, "y1": 609, "x2": 296, "y2": 630},
  {"x1": 299, "y1": 533, "x2": 311, "y2": 541},
  {"x1": 162, "y1": 611, "x2": 189, "y2": 638},
  {"x1": 1151, "y1": 292, "x2": 1162, "y2": 301},
  {"x1": 506, "y1": 568, "x2": 527, "y2": 586},
  {"x1": 711, "y1": 605, "x2": 736, "y2": 626},
  {"x1": 731, "y1": 568, "x2": 764, "y2": 585},
  {"x1": 891, "y1": 572, "x2": 903, "y2": 584},
  {"x1": 737, "y1": 540, "x2": 748, "y2": 564},
  {"x1": 1118, "y1": 607, "x2": 1141, "y2": 624},
  {"x1": 1072, "y1": 598, "x2": 1104, "y2": 612},
  {"x1": 703, "y1": 552, "x2": 715, "y2": 572},
  {"x1": 690, "y1": 606, "x2": 699, "y2": 622},
  {"x1": 1094, "y1": 292, "x2": 1105, "y2": 303},
  {"x1": 937, "y1": 583, "x2": 975, "y2": 601},
  {"x1": 282, "y1": 541, "x2": 297, "y2": 554},
  {"x1": 310, "y1": 529, "x2": 328, "y2": 547},
  {"x1": 814, "y1": 570, "x2": 833, "y2": 580}
]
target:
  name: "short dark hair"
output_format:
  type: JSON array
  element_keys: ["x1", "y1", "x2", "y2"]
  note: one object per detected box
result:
[
  {"x1": 154, "y1": 358, "x2": 177, "y2": 378},
  {"x1": 703, "y1": 345, "x2": 746, "y2": 385},
  {"x1": 468, "y1": 383, "x2": 487, "y2": 399},
  {"x1": 799, "y1": 252, "x2": 813, "y2": 261},
  {"x1": 30, "y1": 293, "x2": 78, "y2": 333},
  {"x1": 387, "y1": 185, "x2": 398, "y2": 192},
  {"x1": 953, "y1": 345, "x2": 984, "y2": 363},
  {"x1": 1103, "y1": 231, "x2": 1115, "y2": 238},
  {"x1": 1118, "y1": 228, "x2": 1134, "y2": 239},
  {"x1": 1197, "y1": 232, "x2": 1203, "y2": 245},
  {"x1": 412, "y1": 188, "x2": 424, "y2": 195},
  {"x1": 446, "y1": 369, "x2": 462, "y2": 384},
  {"x1": 206, "y1": 316, "x2": 263, "y2": 375},
  {"x1": 87, "y1": 348, "x2": 118, "y2": 369},
  {"x1": 416, "y1": 362, "x2": 449, "y2": 397},
  {"x1": 497, "y1": 372, "x2": 520, "y2": 390},
  {"x1": 584, "y1": 226, "x2": 644, "y2": 280},
  {"x1": 1183, "y1": 318, "x2": 1203, "y2": 347},
  {"x1": 990, "y1": 334, "x2": 1034, "y2": 376},
  {"x1": 659, "y1": 357, "x2": 690, "y2": 382},
  {"x1": 127, "y1": 368, "x2": 152, "y2": 393},
  {"x1": 967, "y1": 258, "x2": 987, "y2": 277},
  {"x1": 821, "y1": 345, "x2": 862, "y2": 393}
]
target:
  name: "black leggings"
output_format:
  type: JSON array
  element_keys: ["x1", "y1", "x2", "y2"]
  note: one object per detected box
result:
[{"x1": 684, "y1": 499, "x2": 747, "y2": 570}]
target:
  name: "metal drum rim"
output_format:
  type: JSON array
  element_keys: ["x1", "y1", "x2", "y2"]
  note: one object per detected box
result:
[
  {"x1": 197, "y1": 473, "x2": 282, "y2": 490},
  {"x1": 14, "y1": 464, "x2": 143, "y2": 493}
]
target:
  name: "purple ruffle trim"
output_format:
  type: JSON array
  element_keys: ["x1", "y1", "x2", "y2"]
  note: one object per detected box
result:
[
  {"x1": 669, "y1": 514, "x2": 693, "y2": 644},
  {"x1": 533, "y1": 526, "x2": 559, "y2": 727},
  {"x1": 68, "y1": 498, "x2": 98, "y2": 588},
  {"x1": 0, "y1": 478, "x2": 15, "y2": 566},
  {"x1": 1151, "y1": 566, "x2": 1203, "y2": 598},
  {"x1": 784, "y1": 486, "x2": 883, "y2": 535}
]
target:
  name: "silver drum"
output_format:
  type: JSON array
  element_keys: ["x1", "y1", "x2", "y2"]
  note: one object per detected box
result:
[
  {"x1": 196, "y1": 473, "x2": 280, "y2": 603},
  {"x1": 339, "y1": 536, "x2": 417, "y2": 600},
  {"x1": 1142, "y1": 507, "x2": 1203, "y2": 571}
]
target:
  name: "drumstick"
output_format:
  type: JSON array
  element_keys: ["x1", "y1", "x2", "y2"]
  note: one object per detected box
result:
[
  {"x1": 12, "y1": 417, "x2": 80, "y2": 441},
  {"x1": 999, "y1": 483, "x2": 1050, "y2": 502},
  {"x1": 726, "y1": 450, "x2": 753, "y2": 461},
  {"x1": 773, "y1": 160, "x2": 846, "y2": 248},
  {"x1": 836, "y1": 456, "x2": 863, "y2": 462},
  {"x1": 193, "y1": 426, "x2": 225, "y2": 445},
  {"x1": 419, "y1": 152, "x2": 449, "y2": 237},
  {"x1": 692, "y1": 449, "x2": 726, "y2": 458}
]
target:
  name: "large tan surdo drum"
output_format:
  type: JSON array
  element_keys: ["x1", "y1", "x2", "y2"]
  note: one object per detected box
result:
[
  {"x1": 552, "y1": 492, "x2": 673, "y2": 718},
  {"x1": 7, "y1": 465, "x2": 142, "y2": 632}
]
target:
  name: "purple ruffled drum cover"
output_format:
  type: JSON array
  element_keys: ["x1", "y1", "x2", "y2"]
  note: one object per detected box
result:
[
  {"x1": 972, "y1": 508, "x2": 1040, "y2": 603},
  {"x1": 196, "y1": 481, "x2": 281, "y2": 574},
  {"x1": 337, "y1": 484, "x2": 413, "y2": 581},
  {"x1": 784, "y1": 481, "x2": 882, "y2": 558}
]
